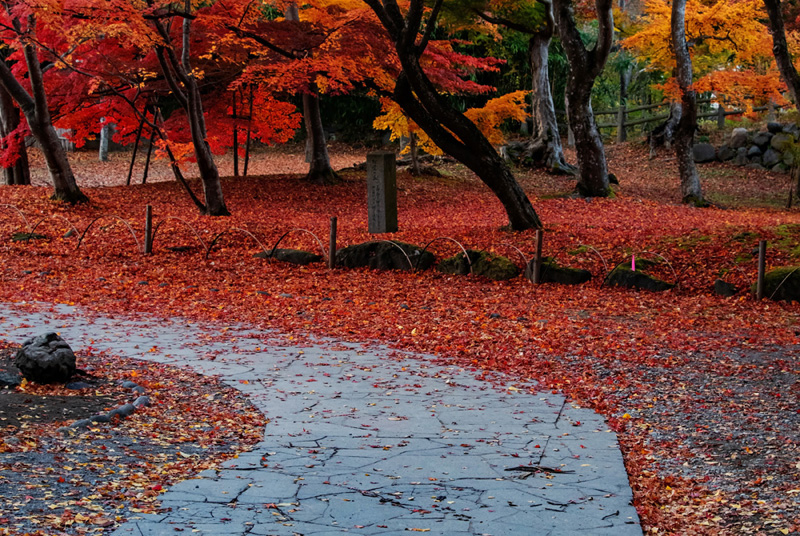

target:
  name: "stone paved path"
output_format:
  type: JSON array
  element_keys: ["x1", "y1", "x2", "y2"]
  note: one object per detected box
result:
[{"x1": 0, "y1": 303, "x2": 641, "y2": 535}]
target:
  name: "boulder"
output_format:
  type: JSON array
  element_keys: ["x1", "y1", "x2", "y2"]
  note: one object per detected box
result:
[
  {"x1": 526, "y1": 257, "x2": 592, "y2": 285},
  {"x1": 729, "y1": 128, "x2": 749, "y2": 149},
  {"x1": 605, "y1": 265, "x2": 674, "y2": 292},
  {"x1": 254, "y1": 248, "x2": 323, "y2": 265},
  {"x1": 336, "y1": 241, "x2": 435, "y2": 271},
  {"x1": 692, "y1": 143, "x2": 717, "y2": 163},
  {"x1": 734, "y1": 147, "x2": 749, "y2": 166},
  {"x1": 747, "y1": 145, "x2": 763, "y2": 158},
  {"x1": 752, "y1": 131, "x2": 774, "y2": 149},
  {"x1": 762, "y1": 148, "x2": 781, "y2": 168},
  {"x1": 437, "y1": 250, "x2": 519, "y2": 281},
  {"x1": 758, "y1": 266, "x2": 800, "y2": 301},
  {"x1": 713, "y1": 279, "x2": 738, "y2": 297},
  {"x1": 746, "y1": 162, "x2": 765, "y2": 170},
  {"x1": 0, "y1": 370, "x2": 21, "y2": 388},
  {"x1": 783, "y1": 150, "x2": 796, "y2": 167},
  {"x1": 772, "y1": 163, "x2": 790, "y2": 173},
  {"x1": 717, "y1": 144, "x2": 736, "y2": 162},
  {"x1": 13, "y1": 333, "x2": 76, "y2": 384},
  {"x1": 770, "y1": 132, "x2": 795, "y2": 152},
  {"x1": 767, "y1": 122, "x2": 784, "y2": 134}
]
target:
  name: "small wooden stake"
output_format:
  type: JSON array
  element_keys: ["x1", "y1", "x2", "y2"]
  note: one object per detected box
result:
[
  {"x1": 533, "y1": 229, "x2": 544, "y2": 284},
  {"x1": 756, "y1": 240, "x2": 766, "y2": 300},
  {"x1": 328, "y1": 216, "x2": 337, "y2": 270},
  {"x1": 144, "y1": 205, "x2": 153, "y2": 255}
]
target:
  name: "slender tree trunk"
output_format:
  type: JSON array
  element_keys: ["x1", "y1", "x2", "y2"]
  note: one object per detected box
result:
[
  {"x1": 0, "y1": 84, "x2": 29, "y2": 185},
  {"x1": 285, "y1": 3, "x2": 337, "y2": 185},
  {"x1": 554, "y1": 0, "x2": 614, "y2": 197},
  {"x1": 671, "y1": 0, "x2": 705, "y2": 205},
  {"x1": 764, "y1": 0, "x2": 800, "y2": 105},
  {"x1": 232, "y1": 91, "x2": 239, "y2": 177},
  {"x1": 525, "y1": 3, "x2": 575, "y2": 175},
  {"x1": 126, "y1": 106, "x2": 148, "y2": 186},
  {"x1": 152, "y1": 5, "x2": 228, "y2": 215}
]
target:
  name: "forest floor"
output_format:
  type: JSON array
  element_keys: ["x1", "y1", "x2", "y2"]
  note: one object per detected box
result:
[{"x1": 1, "y1": 140, "x2": 799, "y2": 535}]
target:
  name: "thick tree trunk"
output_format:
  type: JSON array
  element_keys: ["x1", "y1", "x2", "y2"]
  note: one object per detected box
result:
[
  {"x1": 671, "y1": 0, "x2": 705, "y2": 205},
  {"x1": 0, "y1": 84, "x2": 29, "y2": 185},
  {"x1": 303, "y1": 88, "x2": 338, "y2": 184},
  {"x1": 525, "y1": 5, "x2": 575, "y2": 175},
  {"x1": 364, "y1": 0, "x2": 542, "y2": 230},
  {"x1": 764, "y1": 0, "x2": 800, "y2": 105},
  {"x1": 393, "y1": 74, "x2": 541, "y2": 230},
  {"x1": 554, "y1": 0, "x2": 614, "y2": 197},
  {"x1": 0, "y1": 34, "x2": 85, "y2": 202}
]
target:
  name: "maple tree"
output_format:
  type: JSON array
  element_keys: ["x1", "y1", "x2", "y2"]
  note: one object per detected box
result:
[
  {"x1": 363, "y1": 0, "x2": 542, "y2": 230},
  {"x1": 0, "y1": 0, "x2": 87, "y2": 203},
  {"x1": 0, "y1": 83, "x2": 29, "y2": 185},
  {"x1": 553, "y1": 0, "x2": 615, "y2": 198},
  {"x1": 459, "y1": 0, "x2": 576, "y2": 175}
]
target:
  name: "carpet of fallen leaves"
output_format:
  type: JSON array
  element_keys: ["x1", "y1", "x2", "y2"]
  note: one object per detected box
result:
[
  {"x1": 1, "y1": 141, "x2": 799, "y2": 535},
  {"x1": 0, "y1": 339, "x2": 266, "y2": 535}
]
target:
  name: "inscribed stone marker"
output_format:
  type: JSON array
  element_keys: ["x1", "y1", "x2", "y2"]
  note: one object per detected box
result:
[{"x1": 366, "y1": 151, "x2": 398, "y2": 233}]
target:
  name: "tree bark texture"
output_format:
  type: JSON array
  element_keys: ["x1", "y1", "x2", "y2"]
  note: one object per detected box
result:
[
  {"x1": 364, "y1": 0, "x2": 542, "y2": 230},
  {"x1": 0, "y1": 22, "x2": 84, "y2": 201},
  {"x1": 764, "y1": 0, "x2": 800, "y2": 105},
  {"x1": 152, "y1": 9, "x2": 229, "y2": 216},
  {"x1": 525, "y1": 3, "x2": 574, "y2": 174},
  {"x1": 0, "y1": 84, "x2": 30, "y2": 185},
  {"x1": 285, "y1": 4, "x2": 338, "y2": 185},
  {"x1": 554, "y1": 0, "x2": 614, "y2": 197},
  {"x1": 671, "y1": 0, "x2": 704, "y2": 205}
]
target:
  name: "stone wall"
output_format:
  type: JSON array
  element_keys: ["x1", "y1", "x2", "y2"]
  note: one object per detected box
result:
[{"x1": 692, "y1": 122, "x2": 800, "y2": 172}]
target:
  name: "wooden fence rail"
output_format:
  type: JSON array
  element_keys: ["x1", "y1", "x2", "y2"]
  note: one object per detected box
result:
[{"x1": 588, "y1": 99, "x2": 781, "y2": 142}]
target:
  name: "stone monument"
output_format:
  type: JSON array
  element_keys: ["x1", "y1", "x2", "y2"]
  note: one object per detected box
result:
[{"x1": 366, "y1": 151, "x2": 398, "y2": 233}]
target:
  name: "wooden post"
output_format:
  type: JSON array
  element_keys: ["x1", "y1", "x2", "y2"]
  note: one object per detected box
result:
[
  {"x1": 717, "y1": 104, "x2": 725, "y2": 130},
  {"x1": 533, "y1": 229, "x2": 544, "y2": 284},
  {"x1": 328, "y1": 216, "x2": 337, "y2": 269},
  {"x1": 616, "y1": 102, "x2": 627, "y2": 143},
  {"x1": 756, "y1": 240, "x2": 766, "y2": 300},
  {"x1": 144, "y1": 205, "x2": 153, "y2": 255},
  {"x1": 366, "y1": 152, "x2": 398, "y2": 233}
]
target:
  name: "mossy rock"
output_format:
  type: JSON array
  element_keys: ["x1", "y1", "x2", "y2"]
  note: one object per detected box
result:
[
  {"x1": 437, "y1": 250, "x2": 518, "y2": 281},
  {"x1": 11, "y1": 232, "x2": 47, "y2": 242},
  {"x1": 336, "y1": 241, "x2": 434, "y2": 271},
  {"x1": 755, "y1": 266, "x2": 800, "y2": 301},
  {"x1": 606, "y1": 264, "x2": 674, "y2": 292},
  {"x1": 254, "y1": 248, "x2": 323, "y2": 265},
  {"x1": 525, "y1": 257, "x2": 591, "y2": 285}
]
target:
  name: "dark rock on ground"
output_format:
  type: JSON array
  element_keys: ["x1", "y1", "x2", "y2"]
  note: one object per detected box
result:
[
  {"x1": 254, "y1": 248, "x2": 323, "y2": 265},
  {"x1": 437, "y1": 250, "x2": 519, "y2": 280},
  {"x1": 525, "y1": 257, "x2": 592, "y2": 285},
  {"x1": 771, "y1": 132, "x2": 795, "y2": 152},
  {"x1": 13, "y1": 333, "x2": 76, "y2": 384},
  {"x1": 714, "y1": 279, "x2": 739, "y2": 297},
  {"x1": 762, "y1": 148, "x2": 781, "y2": 168},
  {"x1": 336, "y1": 241, "x2": 435, "y2": 271},
  {"x1": 717, "y1": 144, "x2": 736, "y2": 162},
  {"x1": 767, "y1": 122, "x2": 784, "y2": 134},
  {"x1": 605, "y1": 265, "x2": 674, "y2": 292},
  {"x1": 693, "y1": 143, "x2": 717, "y2": 163},
  {"x1": 752, "y1": 131, "x2": 774, "y2": 149},
  {"x1": 758, "y1": 266, "x2": 800, "y2": 301}
]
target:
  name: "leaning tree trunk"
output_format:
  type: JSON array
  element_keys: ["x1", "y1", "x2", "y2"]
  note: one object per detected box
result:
[
  {"x1": 671, "y1": 0, "x2": 705, "y2": 205},
  {"x1": 525, "y1": 4, "x2": 575, "y2": 175},
  {"x1": 554, "y1": 0, "x2": 615, "y2": 198},
  {"x1": 0, "y1": 37, "x2": 86, "y2": 202},
  {"x1": 364, "y1": 0, "x2": 542, "y2": 230},
  {"x1": 764, "y1": 0, "x2": 800, "y2": 105},
  {"x1": 0, "y1": 84, "x2": 30, "y2": 185}
]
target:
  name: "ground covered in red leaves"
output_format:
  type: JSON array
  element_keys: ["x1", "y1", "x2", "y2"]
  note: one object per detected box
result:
[{"x1": 1, "y1": 142, "x2": 799, "y2": 535}]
